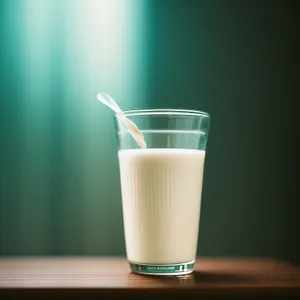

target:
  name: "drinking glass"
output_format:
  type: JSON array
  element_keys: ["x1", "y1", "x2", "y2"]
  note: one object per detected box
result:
[{"x1": 115, "y1": 109, "x2": 210, "y2": 275}]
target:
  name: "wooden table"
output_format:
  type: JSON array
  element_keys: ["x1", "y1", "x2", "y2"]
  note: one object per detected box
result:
[{"x1": 0, "y1": 257, "x2": 299, "y2": 298}]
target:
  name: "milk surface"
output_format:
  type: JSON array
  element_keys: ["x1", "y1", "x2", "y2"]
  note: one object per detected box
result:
[{"x1": 118, "y1": 148, "x2": 205, "y2": 264}]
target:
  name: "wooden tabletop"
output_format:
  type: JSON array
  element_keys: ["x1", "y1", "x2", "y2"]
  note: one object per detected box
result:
[{"x1": 0, "y1": 257, "x2": 300, "y2": 298}]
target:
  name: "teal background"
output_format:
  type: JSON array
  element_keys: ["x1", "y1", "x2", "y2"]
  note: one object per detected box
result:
[{"x1": 0, "y1": 0, "x2": 298, "y2": 262}]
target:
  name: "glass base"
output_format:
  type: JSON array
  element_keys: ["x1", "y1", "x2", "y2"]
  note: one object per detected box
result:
[{"x1": 129, "y1": 261, "x2": 194, "y2": 276}]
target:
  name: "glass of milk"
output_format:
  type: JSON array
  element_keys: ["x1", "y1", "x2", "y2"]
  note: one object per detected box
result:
[{"x1": 115, "y1": 109, "x2": 210, "y2": 276}]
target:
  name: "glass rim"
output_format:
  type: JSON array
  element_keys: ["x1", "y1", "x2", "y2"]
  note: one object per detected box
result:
[{"x1": 116, "y1": 108, "x2": 210, "y2": 118}]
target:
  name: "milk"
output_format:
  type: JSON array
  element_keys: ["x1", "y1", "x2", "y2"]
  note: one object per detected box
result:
[{"x1": 118, "y1": 148, "x2": 205, "y2": 265}]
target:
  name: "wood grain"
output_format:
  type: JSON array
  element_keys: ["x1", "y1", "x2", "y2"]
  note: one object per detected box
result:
[{"x1": 0, "y1": 257, "x2": 299, "y2": 298}]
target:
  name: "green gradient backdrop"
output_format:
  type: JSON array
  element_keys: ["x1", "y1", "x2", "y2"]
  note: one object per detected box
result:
[{"x1": 0, "y1": 0, "x2": 299, "y2": 262}]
